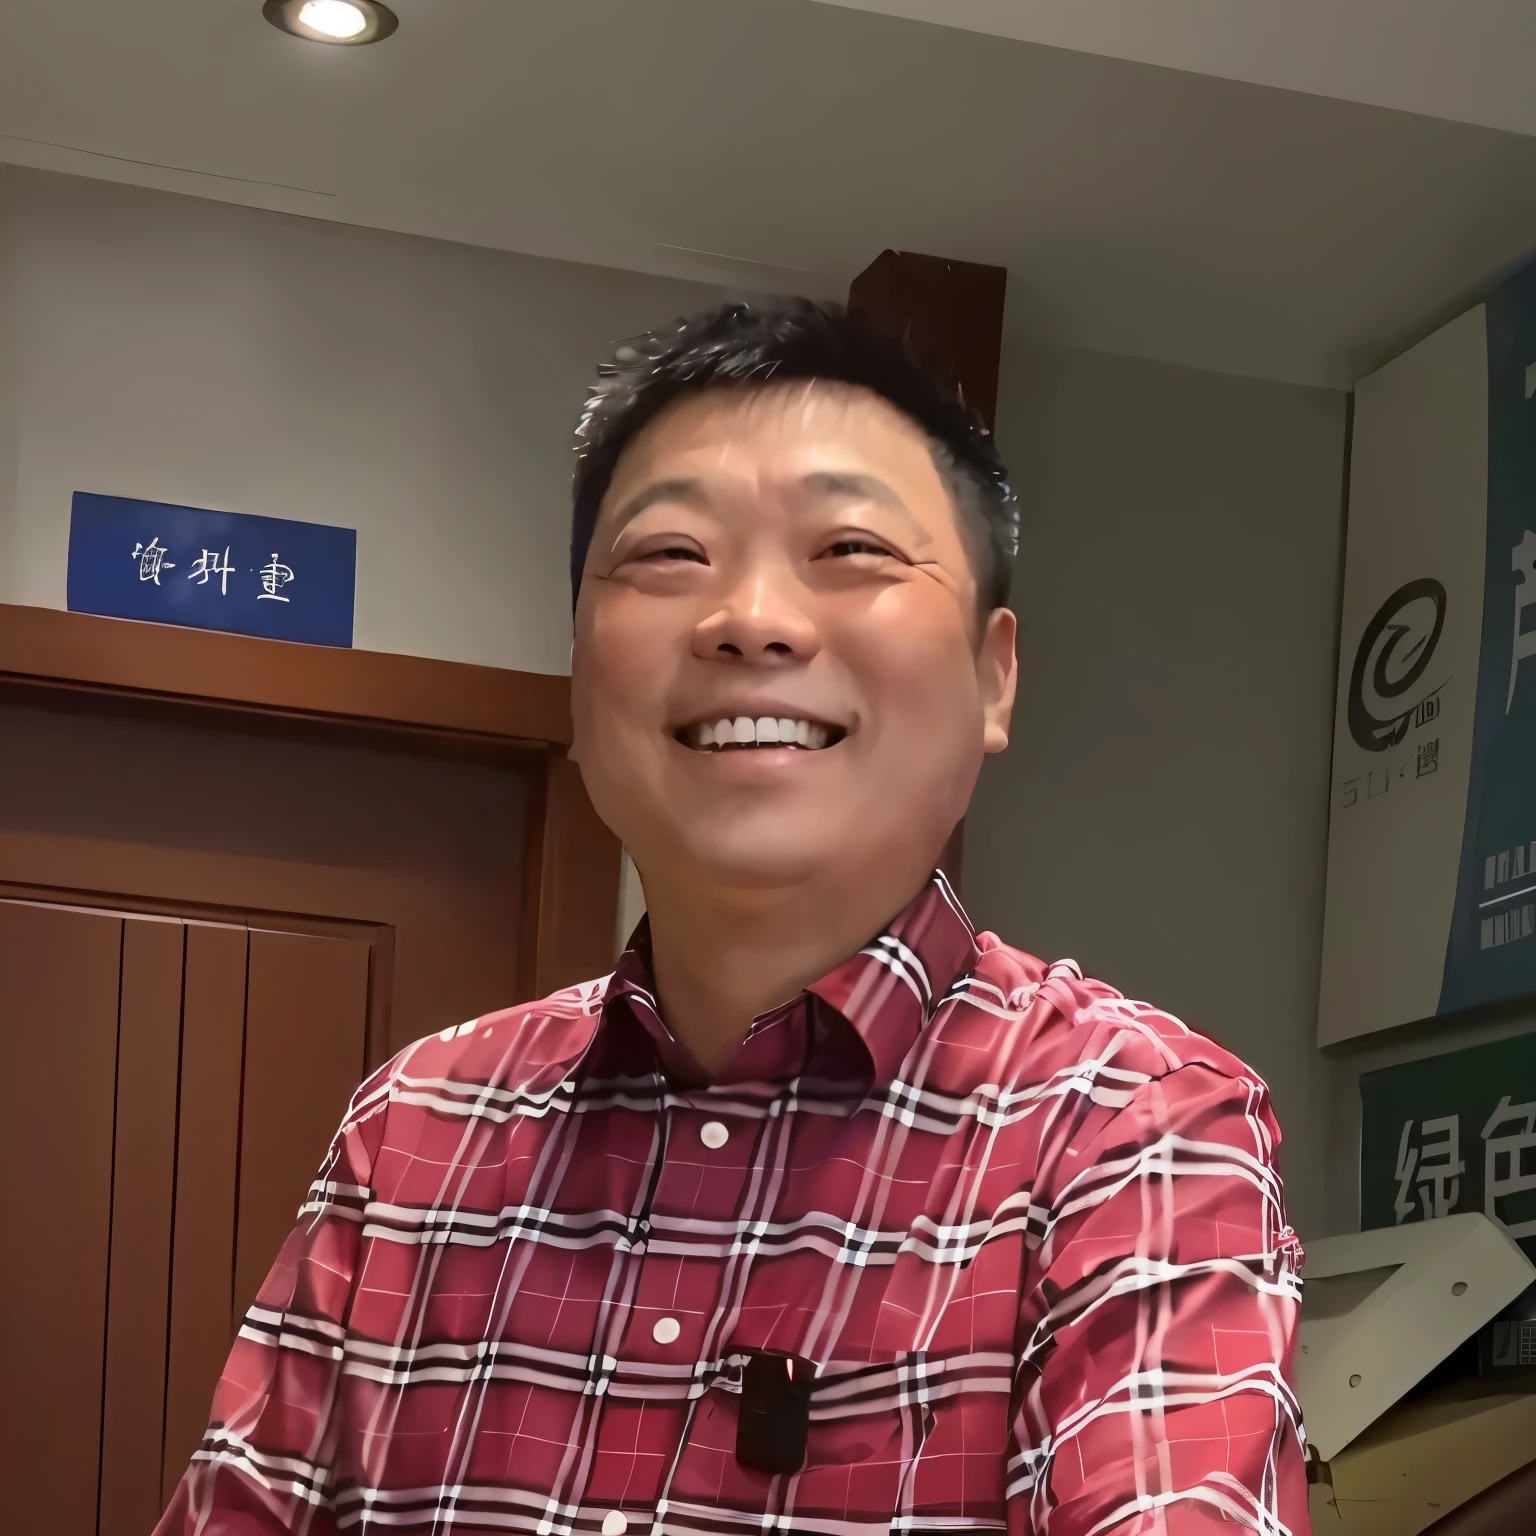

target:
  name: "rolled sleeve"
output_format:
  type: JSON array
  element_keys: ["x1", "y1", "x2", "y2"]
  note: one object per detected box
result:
[{"x1": 1009, "y1": 1063, "x2": 1308, "y2": 1535}]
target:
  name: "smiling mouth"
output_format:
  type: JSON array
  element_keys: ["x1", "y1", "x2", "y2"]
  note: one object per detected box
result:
[{"x1": 675, "y1": 716, "x2": 848, "y2": 752}]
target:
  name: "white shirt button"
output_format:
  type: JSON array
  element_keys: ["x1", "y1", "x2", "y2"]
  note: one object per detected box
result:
[
  {"x1": 700, "y1": 1120, "x2": 729, "y2": 1149},
  {"x1": 602, "y1": 1513, "x2": 628, "y2": 1536},
  {"x1": 652, "y1": 1315, "x2": 681, "y2": 1345}
]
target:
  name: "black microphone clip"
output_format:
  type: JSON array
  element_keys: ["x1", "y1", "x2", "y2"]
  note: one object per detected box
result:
[{"x1": 735, "y1": 1350, "x2": 814, "y2": 1476}]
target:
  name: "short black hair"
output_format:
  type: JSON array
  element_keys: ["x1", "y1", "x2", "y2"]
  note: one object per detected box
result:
[{"x1": 571, "y1": 300, "x2": 1017, "y2": 612}]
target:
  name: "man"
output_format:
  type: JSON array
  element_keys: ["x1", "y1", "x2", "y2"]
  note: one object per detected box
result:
[{"x1": 158, "y1": 303, "x2": 1307, "y2": 1535}]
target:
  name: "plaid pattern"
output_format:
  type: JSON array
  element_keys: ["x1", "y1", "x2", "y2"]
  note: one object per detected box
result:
[{"x1": 157, "y1": 874, "x2": 1307, "y2": 1535}]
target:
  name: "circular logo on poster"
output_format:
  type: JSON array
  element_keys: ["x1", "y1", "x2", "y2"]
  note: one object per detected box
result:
[{"x1": 1347, "y1": 578, "x2": 1447, "y2": 752}]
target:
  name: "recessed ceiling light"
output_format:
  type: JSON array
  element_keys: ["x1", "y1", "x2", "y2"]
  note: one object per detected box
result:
[{"x1": 263, "y1": 0, "x2": 398, "y2": 45}]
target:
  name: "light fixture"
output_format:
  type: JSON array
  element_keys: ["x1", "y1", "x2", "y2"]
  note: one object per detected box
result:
[{"x1": 263, "y1": 0, "x2": 398, "y2": 45}]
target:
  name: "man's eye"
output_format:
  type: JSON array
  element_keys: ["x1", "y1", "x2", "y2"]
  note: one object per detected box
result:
[
  {"x1": 641, "y1": 546, "x2": 707, "y2": 564},
  {"x1": 825, "y1": 539, "x2": 894, "y2": 558}
]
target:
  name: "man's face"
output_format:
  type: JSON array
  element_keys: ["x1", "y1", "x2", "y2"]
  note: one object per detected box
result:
[{"x1": 570, "y1": 381, "x2": 1017, "y2": 895}]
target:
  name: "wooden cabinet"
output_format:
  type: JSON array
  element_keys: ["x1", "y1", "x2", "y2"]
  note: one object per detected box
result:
[
  {"x1": 0, "y1": 900, "x2": 373, "y2": 1536},
  {"x1": 1, "y1": 901, "x2": 123, "y2": 1536},
  {"x1": 160, "y1": 922, "x2": 372, "y2": 1512},
  {"x1": 0, "y1": 602, "x2": 624, "y2": 1534}
]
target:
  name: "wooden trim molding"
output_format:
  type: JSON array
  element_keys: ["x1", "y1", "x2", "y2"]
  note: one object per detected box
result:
[
  {"x1": 519, "y1": 750, "x2": 623, "y2": 1001},
  {"x1": 0, "y1": 602, "x2": 572, "y2": 747},
  {"x1": 0, "y1": 603, "x2": 619, "y2": 1001}
]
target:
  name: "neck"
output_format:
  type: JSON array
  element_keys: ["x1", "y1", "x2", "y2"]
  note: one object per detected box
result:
[{"x1": 639, "y1": 857, "x2": 931, "y2": 1076}]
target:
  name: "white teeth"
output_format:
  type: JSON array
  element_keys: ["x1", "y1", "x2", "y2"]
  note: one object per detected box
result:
[{"x1": 686, "y1": 716, "x2": 840, "y2": 750}]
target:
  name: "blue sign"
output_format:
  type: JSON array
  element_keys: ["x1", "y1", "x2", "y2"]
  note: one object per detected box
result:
[
  {"x1": 1440, "y1": 266, "x2": 1536, "y2": 1014},
  {"x1": 67, "y1": 492, "x2": 356, "y2": 648}
]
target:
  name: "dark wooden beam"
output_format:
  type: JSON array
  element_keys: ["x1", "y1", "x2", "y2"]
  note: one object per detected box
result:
[
  {"x1": 848, "y1": 249, "x2": 1008, "y2": 430},
  {"x1": 848, "y1": 249, "x2": 1009, "y2": 893}
]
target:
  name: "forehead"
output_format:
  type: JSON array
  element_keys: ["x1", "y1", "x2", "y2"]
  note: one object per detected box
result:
[{"x1": 604, "y1": 380, "x2": 946, "y2": 501}]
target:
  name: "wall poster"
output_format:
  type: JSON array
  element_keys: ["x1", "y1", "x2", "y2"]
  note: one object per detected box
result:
[
  {"x1": 1320, "y1": 262, "x2": 1536, "y2": 1044},
  {"x1": 1360, "y1": 1033, "x2": 1536, "y2": 1261}
]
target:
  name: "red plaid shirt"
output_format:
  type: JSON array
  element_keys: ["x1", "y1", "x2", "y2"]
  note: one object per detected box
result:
[{"x1": 157, "y1": 874, "x2": 1307, "y2": 1535}]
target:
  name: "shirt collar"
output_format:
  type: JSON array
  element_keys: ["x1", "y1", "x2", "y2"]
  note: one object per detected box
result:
[{"x1": 602, "y1": 872, "x2": 979, "y2": 1086}]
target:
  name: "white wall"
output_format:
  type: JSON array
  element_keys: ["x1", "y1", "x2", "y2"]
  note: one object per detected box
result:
[
  {"x1": 0, "y1": 164, "x2": 724, "y2": 675},
  {"x1": 965, "y1": 347, "x2": 1350, "y2": 1239}
]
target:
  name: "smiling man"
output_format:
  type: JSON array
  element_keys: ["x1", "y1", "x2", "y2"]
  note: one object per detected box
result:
[{"x1": 158, "y1": 304, "x2": 1308, "y2": 1536}]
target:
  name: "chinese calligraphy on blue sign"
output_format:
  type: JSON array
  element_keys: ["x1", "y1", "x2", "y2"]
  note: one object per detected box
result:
[{"x1": 67, "y1": 492, "x2": 356, "y2": 648}]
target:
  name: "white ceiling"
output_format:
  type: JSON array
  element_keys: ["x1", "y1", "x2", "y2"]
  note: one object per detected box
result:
[
  {"x1": 820, "y1": 1, "x2": 1536, "y2": 138},
  {"x1": 5, "y1": 0, "x2": 1536, "y2": 388}
]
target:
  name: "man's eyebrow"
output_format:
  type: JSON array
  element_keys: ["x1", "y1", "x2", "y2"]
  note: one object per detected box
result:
[
  {"x1": 607, "y1": 477, "x2": 707, "y2": 532},
  {"x1": 801, "y1": 471, "x2": 929, "y2": 541},
  {"x1": 607, "y1": 470, "x2": 932, "y2": 541}
]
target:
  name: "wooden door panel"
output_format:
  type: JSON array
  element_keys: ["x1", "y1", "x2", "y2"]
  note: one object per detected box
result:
[
  {"x1": 0, "y1": 899, "x2": 123, "y2": 1536},
  {"x1": 100, "y1": 916, "x2": 185, "y2": 1536},
  {"x1": 0, "y1": 691, "x2": 526, "y2": 1055},
  {"x1": 163, "y1": 921, "x2": 249, "y2": 1506},
  {"x1": 234, "y1": 928, "x2": 371, "y2": 1326}
]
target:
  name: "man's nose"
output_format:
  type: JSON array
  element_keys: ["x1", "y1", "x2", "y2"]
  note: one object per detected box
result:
[{"x1": 691, "y1": 566, "x2": 821, "y2": 664}]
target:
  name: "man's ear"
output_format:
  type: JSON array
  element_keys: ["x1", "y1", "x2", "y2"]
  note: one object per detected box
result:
[{"x1": 978, "y1": 606, "x2": 1017, "y2": 754}]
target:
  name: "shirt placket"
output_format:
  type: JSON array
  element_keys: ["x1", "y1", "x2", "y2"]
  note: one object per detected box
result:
[{"x1": 574, "y1": 1075, "x2": 773, "y2": 1533}]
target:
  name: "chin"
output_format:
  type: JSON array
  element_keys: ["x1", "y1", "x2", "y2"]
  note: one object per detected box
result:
[{"x1": 675, "y1": 822, "x2": 834, "y2": 889}]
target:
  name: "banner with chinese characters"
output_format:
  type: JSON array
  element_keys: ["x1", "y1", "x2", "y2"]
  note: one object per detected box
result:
[
  {"x1": 1320, "y1": 260, "x2": 1536, "y2": 1043},
  {"x1": 66, "y1": 492, "x2": 356, "y2": 648},
  {"x1": 1361, "y1": 1033, "x2": 1536, "y2": 1260}
]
